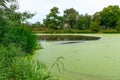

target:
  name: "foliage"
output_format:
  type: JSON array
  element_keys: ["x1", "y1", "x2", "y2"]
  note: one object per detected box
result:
[
  {"x1": 92, "y1": 12, "x2": 100, "y2": 22},
  {"x1": 116, "y1": 17, "x2": 120, "y2": 31},
  {"x1": 0, "y1": 1, "x2": 64, "y2": 80},
  {"x1": 0, "y1": 0, "x2": 36, "y2": 53},
  {"x1": 0, "y1": 44, "x2": 56, "y2": 80},
  {"x1": 0, "y1": 26, "x2": 37, "y2": 54},
  {"x1": 9, "y1": 26, "x2": 37, "y2": 53},
  {"x1": 75, "y1": 14, "x2": 91, "y2": 30},
  {"x1": 63, "y1": 8, "x2": 79, "y2": 28},
  {"x1": 32, "y1": 22, "x2": 42, "y2": 28},
  {"x1": 0, "y1": 0, "x2": 34, "y2": 26},
  {"x1": 37, "y1": 5, "x2": 120, "y2": 33},
  {"x1": 90, "y1": 22, "x2": 101, "y2": 32},
  {"x1": 34, "y1": 30, "x2": 93, "y2": 34},
  {"x1": 100, "y1": 5, "x2": 120, "y2": 28},
  {"x1": 43, "y1": 7, "x2": 63, "y2": 30}
]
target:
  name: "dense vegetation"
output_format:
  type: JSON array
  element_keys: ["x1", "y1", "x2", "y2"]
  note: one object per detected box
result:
[
  {"x1": 30, "y1": 5, "x2": 120, "y2": 33},
  {"x1": 0, "y1": 44, "x2": 55, "y2": 80},
  {"x1": 0, "y1": 0, "x2": 37, "y2": 53},
  {"x1": 0, "y1": 0, "x2": 55, "y2": 80}
]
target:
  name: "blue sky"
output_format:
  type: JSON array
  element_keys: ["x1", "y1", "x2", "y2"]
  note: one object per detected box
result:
[{"x1": 18, "y1": 0, "x2": 120, "y2": 23}]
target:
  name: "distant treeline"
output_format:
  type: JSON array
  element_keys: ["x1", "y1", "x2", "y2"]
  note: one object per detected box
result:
[{"x1": 26, "y1": 5, "x2": 120, "y2": 33}]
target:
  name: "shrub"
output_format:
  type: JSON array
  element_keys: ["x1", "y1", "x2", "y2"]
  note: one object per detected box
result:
[{"x1": 0, "y1": 26, "x2": 37, "y2": 53}]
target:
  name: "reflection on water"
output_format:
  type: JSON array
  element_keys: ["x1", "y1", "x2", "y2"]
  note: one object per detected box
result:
[
  {"x1": 36, "y1": 34, "x2": 100, "y2": 41},
  {"x1": 34, "y1": 34, "x2": 120, "y2": 80}
]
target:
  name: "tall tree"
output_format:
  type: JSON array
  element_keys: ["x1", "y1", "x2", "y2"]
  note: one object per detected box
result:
[
  {"x1": 43, "y1": 7, "x2": 63, "y2": 29},
  {"x1": 100, "y1": 5, "x2": 120, "y2": 28},
  {"x1": 75, "y1": 14, "x2": 91, "y2": 30},
  {"x1": 63, "y1": 8, "x2": 79, "y2": 28}
]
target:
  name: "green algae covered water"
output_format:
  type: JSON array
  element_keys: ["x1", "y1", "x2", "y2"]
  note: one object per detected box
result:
[{"x1": 34, "y1": 34, "x2": 120, "y2": 80}]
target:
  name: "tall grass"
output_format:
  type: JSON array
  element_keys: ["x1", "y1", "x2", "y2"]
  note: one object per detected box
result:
[
  {"x1": 0, "y1": 44, "x2": 59, "y2": 80},
  {"x1": 48, "y1": 56, "x2": 64, "y2": 73}
]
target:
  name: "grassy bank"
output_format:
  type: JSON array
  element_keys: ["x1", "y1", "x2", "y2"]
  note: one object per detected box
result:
[{"x1": 33, "y1": 29, "x2": 120, "y2": 34}]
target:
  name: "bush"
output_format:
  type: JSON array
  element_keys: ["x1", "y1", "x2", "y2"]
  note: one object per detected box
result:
[
  {"x1": 12, "y1": 26, "x2": 37, "y2": 53},
  {"x1": 0, "y1": 26, "x2": 37, "y2": 53}
]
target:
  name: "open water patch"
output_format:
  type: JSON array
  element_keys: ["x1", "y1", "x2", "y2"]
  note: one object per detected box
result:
[{"x1": 36, "y1": 34, "x2": 101, "y2": 41}]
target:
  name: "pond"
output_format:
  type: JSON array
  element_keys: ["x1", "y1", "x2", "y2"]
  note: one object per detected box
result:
[{"x1": 34, "y1": 34, "x2": 120, "y2": 80}]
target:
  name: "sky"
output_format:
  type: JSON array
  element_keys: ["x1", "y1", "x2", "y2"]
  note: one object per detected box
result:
[{"x1": 18, "y1": 0, "x2": 120, "y2": 23}]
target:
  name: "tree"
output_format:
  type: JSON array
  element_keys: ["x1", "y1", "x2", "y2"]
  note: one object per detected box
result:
[
  {"x1": 100, "y1": 5, "x2": 120, "y2": 28},
  {"x1": 31, "y1": 21, "x2": 42, "y2": 29},
  {"x1": 75, "y1": 14, "x2": 91, "y2": 30},
  {"x1": 0, "y1": 0, "x2": 36, "y2": 53},
  {"x1": 63, "y1": 8, "x2": 79, "y2": 28},
  {"x1": 92, "y1": 12, "x2": 100, "y2": 22},
  {"x1": 90, "y1": 21, "x2": 100, "y2": 32},
  {"x1": 43, "y1": 7, "x2": 63, "y2": 29},
  {"x1": 116, "y1": 17, "x2": 120, "y2": 31},
  {"x1": 0, "y1": 0, "x2": 34, "y2": 26}
]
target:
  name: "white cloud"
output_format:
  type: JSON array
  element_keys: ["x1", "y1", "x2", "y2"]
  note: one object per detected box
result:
[{"x1": 18, "y1": 0, "x2": 120, "y2": 23}]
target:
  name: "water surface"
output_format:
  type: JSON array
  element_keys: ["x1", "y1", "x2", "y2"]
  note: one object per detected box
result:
[{"x1": 34, "y1": 34, "x2": 120, "y2": 80}]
